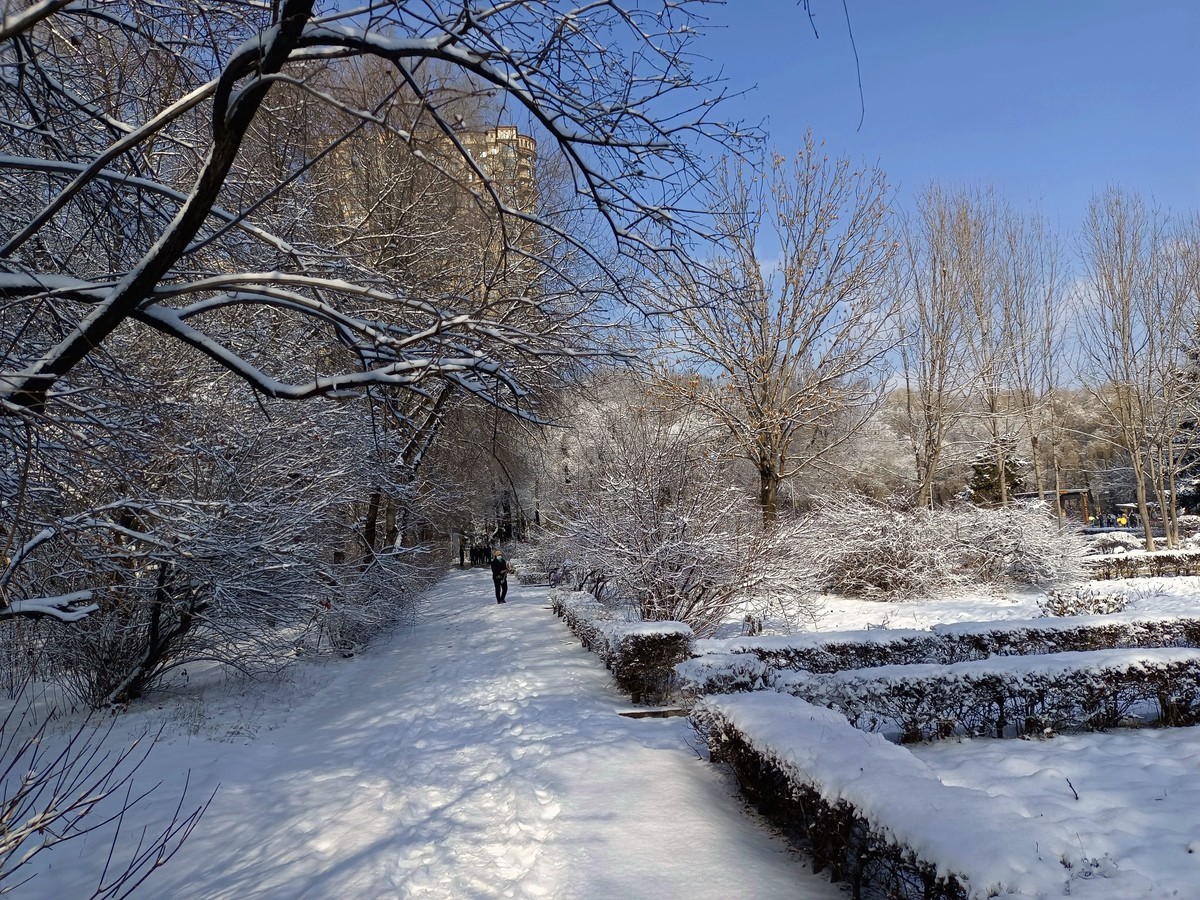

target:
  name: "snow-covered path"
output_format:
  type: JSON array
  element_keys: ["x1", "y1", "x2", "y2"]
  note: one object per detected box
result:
[{"x1": 54, "y1": 569, "x2": 843, "y2": 899}]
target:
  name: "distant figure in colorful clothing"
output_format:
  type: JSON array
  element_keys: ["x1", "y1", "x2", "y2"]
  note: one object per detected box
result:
[{"x1": 490, "y1": 550, "x2": 514, "y2": 604}]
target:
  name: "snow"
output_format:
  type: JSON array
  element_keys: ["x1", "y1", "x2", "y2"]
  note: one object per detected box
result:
[
  {"x1": 693, "y1": 576, "x2": 1200, "y2": 897},
  {"x1": 770, "y1": 576, "x2": 1200, "y2": 634},
  {"x1": 18, "y1": 569, "x2": 841, "y2": 899},
  {"x1": 17, "y1": 571, "x2": 1200, "y2": 897},
  {"x1": 913, "y1": 728, "x2": 1200, "y2": 898}
]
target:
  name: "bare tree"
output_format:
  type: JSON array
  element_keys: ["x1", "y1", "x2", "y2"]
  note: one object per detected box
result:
[
  {"x1": 1076, "y1": 188, "x2": 1194, "y2": 549},
  {"x1": 654, "y1": 134, "x2": 896, "y2": 521},
  {"x1": 0, "y1": 0, "x2": 746, "y2": 643},
  {"x1": 895, "y1": 184, "x2": 977, "y2": 507},
  {"x1": 1001, "y1": 208, "x2": 1070, "y2": 515},
  {"x1": 0, "y1": 0, "x2": 738, "y2": 414}
]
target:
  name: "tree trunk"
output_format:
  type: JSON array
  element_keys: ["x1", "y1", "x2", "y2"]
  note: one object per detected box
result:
[
  {"x1": 1132, "y1": 454, "x2": 1157, "y2": 551},
  {"x1": 758, "y1": 461, "x2": 779, "y2": 524},
  {"x1": 361, "y1": 489, "x2": 381, "y2": 563}
]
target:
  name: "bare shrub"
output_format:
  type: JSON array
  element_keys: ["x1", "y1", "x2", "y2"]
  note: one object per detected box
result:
[
  {"x1": 0, "y1": 683, "x2": 209, "y2": 895},
  {"x1": 1038, "y1": 587, "x2": 1130, "y2": 617},
  {"x1": 795, "y1": 496, "x2": 956, "y2": 599},
  {"x1": 551, "y1": 412, "x2": 816, "y2": 636}
]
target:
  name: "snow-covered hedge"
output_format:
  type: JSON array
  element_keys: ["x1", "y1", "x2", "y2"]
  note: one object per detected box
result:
[
  {"x1": 677, "y1": 613, "x2": 1200, "y2": 696},
  {"x1": 694, "y1": 692, "x2": 1073, "y2": 899},
  {"x1": 773, "y1": 647, "x2": 1200, "y2": 741},
  {"x1": 551, "y1": 589, "x2": 692, "y2": 703},
  {"x1": 1088, "y1": 548, "x2": 1200, "y2": 579}
]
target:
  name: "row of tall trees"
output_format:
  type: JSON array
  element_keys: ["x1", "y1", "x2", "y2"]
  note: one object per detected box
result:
[{"x1": 628, "y1": 158, "x2": 1199, "y2": 543}]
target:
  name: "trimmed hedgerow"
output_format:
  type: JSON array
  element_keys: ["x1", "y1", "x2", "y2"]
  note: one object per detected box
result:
[
  {"x1": 772, "y1": 647, "x2": 1200, "y2": 742},
  {"x1": 676, "y1": 614, "x2": 1200, "y2": 690},
  {"x1": 1088, "y1": 549, "x2": 1200, "y2": 579},
  {"x1": 693, "y1": 693, "x2": 1071, "y2": 899},
  {"x1": 551, "y1": 589, "x2": 693, "y2": 704}
]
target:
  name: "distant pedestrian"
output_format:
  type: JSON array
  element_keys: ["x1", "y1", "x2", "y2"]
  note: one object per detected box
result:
[{"x1": 490, "y1": 550, "x2": 513, "y2": 604}]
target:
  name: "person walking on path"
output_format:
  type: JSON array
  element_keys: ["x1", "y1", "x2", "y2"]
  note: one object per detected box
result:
[{"x1": 490, "y1": 549, "x2": 513, "y2": 603}]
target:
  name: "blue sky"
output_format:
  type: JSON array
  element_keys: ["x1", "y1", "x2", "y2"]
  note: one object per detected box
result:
[{"x1": 694, "y1": 1, "x2": 1198, "y2": 236}]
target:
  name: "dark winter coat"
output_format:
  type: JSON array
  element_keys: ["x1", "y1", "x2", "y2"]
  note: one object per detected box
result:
[{"x1": 490, "y1": 556, "x2": 510, "y2": 579}]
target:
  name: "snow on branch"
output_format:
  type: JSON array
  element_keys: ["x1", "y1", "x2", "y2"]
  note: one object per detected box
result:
[{"x1": 0, "y1": 590, "x2": 97, "y2": 622}]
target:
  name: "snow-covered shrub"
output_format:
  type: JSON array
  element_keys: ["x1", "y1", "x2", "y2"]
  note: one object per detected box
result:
[
  {"x1": 696, "y1": 693, "x2": 1071, "y2": 898},
  {"x1": 1087, "y1": 530, "x2": 1145, "y2": 554},
  {"x1": 306, "y1": 549, "x2": 435, "y2": 656},
  {"x1": 607, "y1": 623, "x2": 693, "y2": 704},
  {"x1": 674, "y1": 651, "x2": 771, "y2": 697},
  {"x1": 683, "y1": 615, "x2": 1200, "y2": 687},
  {"x1": 794, "y1": 496, "x2": 1087, "y2": 599},
  {"x1": 945, "y1": 503, "x2": 1088, "y2": 586},
  {"x1": 549, "y1": 413, "x2": 815, "y2": 636},
  {"x1": 1039, "y1": 586, "x2": 1129, "y2": 617},
  {"x1": 793, "y1": 496, "x2": 952, "y2": 599},
  {"x1": 552, "y1": 589, "x2": 692, "y2": 703},
  {"x1": 551, "y1": 589, "x2": 617, "y2": 654}
]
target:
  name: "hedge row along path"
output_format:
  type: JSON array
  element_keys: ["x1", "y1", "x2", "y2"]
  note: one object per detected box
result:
[{"x1": 36, "y1": 568, "x2": 841, "y2": 899}]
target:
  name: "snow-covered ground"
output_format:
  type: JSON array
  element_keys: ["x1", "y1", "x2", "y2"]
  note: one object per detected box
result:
[
  {"x1": 20, "y1": 569, "x2": 844, "y2": 899},
  {"x1": 18, "y1": 570, "x2": 1200, "y2": 898},
  {"x1": 789, "y1": 575, "x2": 1200, "y2": 635},
  {"x1": 913, "y1": 728, "x2": 1200, "y2": 897}
]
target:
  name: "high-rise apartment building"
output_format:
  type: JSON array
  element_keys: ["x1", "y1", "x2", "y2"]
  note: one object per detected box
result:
[{"x1": 456, "y1": 126, "x2": 538, "y2": 214}]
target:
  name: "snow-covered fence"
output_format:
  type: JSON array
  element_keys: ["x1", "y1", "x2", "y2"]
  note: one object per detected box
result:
[
  {"x1": 694, "y1": 692, "x2": 1072, "y2": 899},
  {"x1": 551, "y1": 589, "x2": 693, "y2": 704},
  {"x1": 676, "y1": 614, "x2": 1200, "y2": 695},
  {"x1": 772, "y1": 647, "x2": 1200, "y2": 741}
]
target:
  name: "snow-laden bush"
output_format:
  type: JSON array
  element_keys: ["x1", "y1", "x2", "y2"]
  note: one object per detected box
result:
[
  {"x1": 794, "y1": 495, "x2": 1086, "y2": 599},
  {"x1": 305, "y1": 549, "x2": 436, "y2": 656},
  {"x1": 947, "y1": 503, "x2": 1088, "y2": 586},
  {"x1": 1087, "y1": 530, "x2": 1145, "y2": 554},
  {"x1": 548, "y1": 414, "x2": 816, "y2": 636},
  {"x1": 794, "y1": 499, "x2": 955, "y2": 598},
  {"x1": 1039, "y1": 586, "x2": 1129, "y2": 617}
]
